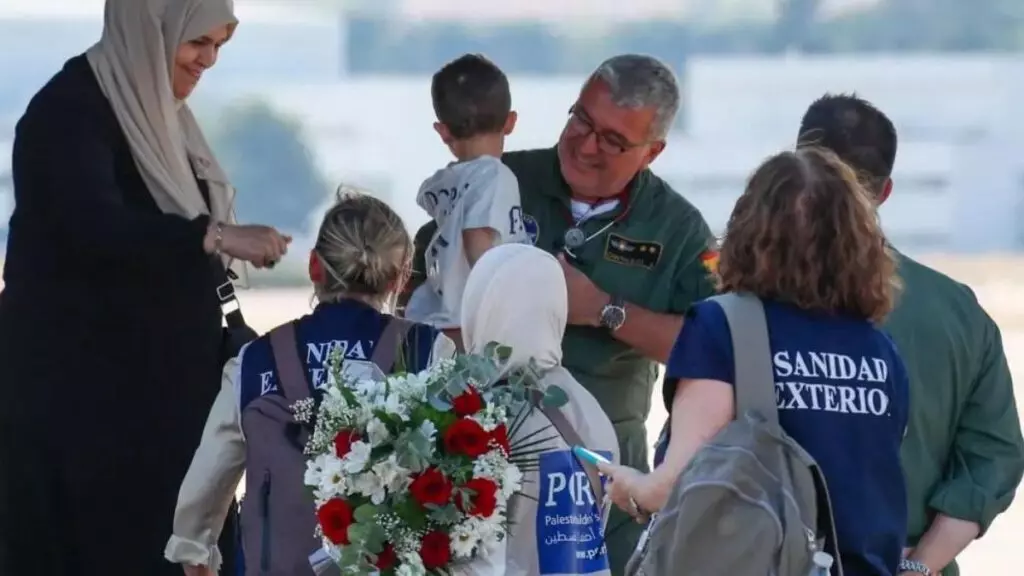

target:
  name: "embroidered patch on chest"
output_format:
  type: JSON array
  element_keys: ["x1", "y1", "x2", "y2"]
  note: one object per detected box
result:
[{"x1": 603, "y1": 233, "x2": 663, "y2": 269}]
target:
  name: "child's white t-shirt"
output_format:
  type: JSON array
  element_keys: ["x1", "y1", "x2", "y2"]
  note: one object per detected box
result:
[{"x1": 405, "y1": 155, "x2": 529, "y2": 328}]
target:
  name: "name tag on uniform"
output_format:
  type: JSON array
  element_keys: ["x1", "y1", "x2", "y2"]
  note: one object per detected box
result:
[{"x1": 603, "y1": 233, "x2": 663, "y2": 269}]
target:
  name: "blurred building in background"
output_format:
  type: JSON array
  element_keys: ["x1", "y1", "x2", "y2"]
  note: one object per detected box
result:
[{"x1": 2, "y1": 0, "x2": 1024, "y2": 254}]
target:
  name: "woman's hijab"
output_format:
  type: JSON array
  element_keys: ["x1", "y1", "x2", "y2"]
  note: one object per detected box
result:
[
  {"x1": 461, "y1": 243, "x2": 565, "y2": 370},
  {"x1": 86, "y1": 0, "x2": 243, "y2": 276}
]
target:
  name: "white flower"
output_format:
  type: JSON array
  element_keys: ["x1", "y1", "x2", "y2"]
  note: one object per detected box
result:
[
  {"x1": 312, "y1": 456, "x2": 348, "y2": 501},
  {"x1": 449, "y1": 520, "x2": 483, "y2": 559},
  {"x1": 418, "y1": 420, "x2": 437, "y2": 444},
  {"x1": 500, "y1": 464, "x2": 523, "y2": 499},
  {"x1": 354, "y1": 377, "x2": 386, "y2": 400},
  {"x1": 351, "y1": 470, "x2": 388, "y2": 505},
  {"x1": 367, "y1": 417, "x2": 391, "y2": 446},
  {"x1": 372, "y1": 454, "x2": 411, "y2": 492},
  {"x1": 381, "y1": 392, "x2": 410, "y2": 420},
  {"x1": 342, "y1": 441, "x2": 372, "y2": 474},
  {"x1": 396, "y1": 552, "x2": 426, "y2": 576}
]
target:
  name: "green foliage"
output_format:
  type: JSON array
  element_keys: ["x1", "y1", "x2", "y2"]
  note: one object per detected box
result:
[{"x1": 211, "y1": 99, "x2": 330, "y2": 233}]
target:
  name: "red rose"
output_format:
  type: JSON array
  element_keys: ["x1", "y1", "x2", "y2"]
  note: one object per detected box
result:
[
  {"x1": 333, "y1": 429, "x2": 360, "y2": 458},
  {"x1": 443, "y1": 417, "x2": 490, "y2": 458},
  {"x1": 316, "y1": 498, "x2": 354, "y2": 545},
  {"x1": 409, "y1": 467, "x2": 453, "y2": 507},
  {"x1": 451, "y1": 386, "x2": 484, "y2": 417},
  {"x1": 490, "y1": 423, "x2": 510, "y2": 455},
  {"x1": 373, "y1": 542, "x2": 397, "y2": 572},
  {"x1": 456, "y1": 477, "x2": 499, "y2": 518},
  {"x1": 419, "y1": 530, "x2": 452, "y2": 570}
]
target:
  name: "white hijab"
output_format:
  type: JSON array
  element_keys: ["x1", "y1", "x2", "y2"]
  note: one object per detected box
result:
[
  {"x1": 461, "y1": 243, "x2": 565, "y2": 371},
  {"x1": 86, "y1": 0, "x2": 244, "y2": 277}
]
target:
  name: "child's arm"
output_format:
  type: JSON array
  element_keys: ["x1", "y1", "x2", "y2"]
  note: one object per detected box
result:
[
  {"x1": 461, "y1": 161, "x2": 523, "y2": 267},
  {"x1": 164, "y1": 352, "x2": 248, "y2": 572},
  {"x1": 463, "y1": 227, "x2": 499, "y2": 266}
]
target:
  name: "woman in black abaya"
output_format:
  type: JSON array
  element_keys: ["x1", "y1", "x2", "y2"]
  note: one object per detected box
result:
[{"x1": 0, "y1": 1, "x2": 290, "y2": 574}]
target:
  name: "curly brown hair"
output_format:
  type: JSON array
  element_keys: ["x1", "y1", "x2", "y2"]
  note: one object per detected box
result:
[{"x1": 718, "y1": 147, "x2": 900, "y2": 323}]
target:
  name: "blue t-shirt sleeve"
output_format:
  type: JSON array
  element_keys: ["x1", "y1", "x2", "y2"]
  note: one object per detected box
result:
[{"x1": 662, "y1": 300, "x2": 736, "y2": 411}]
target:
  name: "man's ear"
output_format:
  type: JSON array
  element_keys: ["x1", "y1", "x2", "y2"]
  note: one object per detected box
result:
[
  {"x1": 503, "y1": 111, "x2": 518, "y2": 136},
  {"x1": 878, "y1": 177, "x2": 893, "y2": 205},
  {"x1": 433, "y1": 122, "x2": 453, "y2": 144},
  {"x1": 641, "y1": 140, "x2": 667, "y2": 170}
]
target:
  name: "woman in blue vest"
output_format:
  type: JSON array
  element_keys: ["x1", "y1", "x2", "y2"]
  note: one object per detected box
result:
[
  {"x1": 598, "y1": 147, "x2": 909, "y2": 576},
  {"x1": 165, "y1": 190, "x2": 455, "y2": 575}
]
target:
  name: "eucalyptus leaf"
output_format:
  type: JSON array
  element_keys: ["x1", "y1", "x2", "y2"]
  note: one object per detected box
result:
[
  {"x1": 494, "y1": 344, "x2": 512, "y2": 362},
  {"x1": 347, "y1": 523, "x2": 370, "y2": 544},
  {"x1": 353, "y1": 503, "x2": 378, "y2": 524},
  {"x1": 542, "y1": 386, "x2": 569, "y2": 409},
  {"x1": 428, "y1": 394, "x2": 452, "y2": 411},
  {"x1": 428, "y1": 503, "x2": 462, "y2": 524}
]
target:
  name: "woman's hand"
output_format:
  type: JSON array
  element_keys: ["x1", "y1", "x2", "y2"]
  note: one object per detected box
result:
[
  {"x1": 205, "y1": 222, "x2": 292, "y2": 268},
  {"x1": 596, "y1": 462, "x2": 668, "y2": 522},
  {"x1": 182, "y1": 564, "x2": 214, "y2": 576}
]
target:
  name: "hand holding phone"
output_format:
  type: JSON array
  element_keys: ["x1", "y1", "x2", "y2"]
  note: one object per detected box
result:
[{"x1": 573, "y1": 445, "x2": 611, "y2": 467}]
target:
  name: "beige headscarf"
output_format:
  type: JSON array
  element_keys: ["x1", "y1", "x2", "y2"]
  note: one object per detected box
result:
[
  {"x1": 86, "y1": 0, "x2": 244, "y2": 278},
  {"x1": 461, "y1": 243, "x2": 565, "y2": 371}
]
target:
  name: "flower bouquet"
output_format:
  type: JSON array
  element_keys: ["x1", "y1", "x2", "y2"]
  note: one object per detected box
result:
[{"x1": 295, "y1": 343, "x2": 568, "y2": 575}]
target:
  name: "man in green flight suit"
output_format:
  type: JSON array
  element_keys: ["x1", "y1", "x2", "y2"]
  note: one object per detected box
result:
[
  {"x1": 798, "y1": 93, "x2": 1024, "y2": 576},
  {"x1": 402, "y1": 54, "x2": 718, "y2": 573}
]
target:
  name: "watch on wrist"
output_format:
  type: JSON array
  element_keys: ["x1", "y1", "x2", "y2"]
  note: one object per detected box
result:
[
  {"x1": 898, "y1": 559, "x2": 931, "y2": 575},
  {"x1": 599, "y1": 295, "x2": 627, "y2": 332}
]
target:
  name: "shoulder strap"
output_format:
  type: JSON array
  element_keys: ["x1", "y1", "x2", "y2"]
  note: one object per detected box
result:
[
  {"x1": 268, "y1": 321, "x2": 313, "y2": 402},
  {"x1": 528, "y1": 389, "x2": 605, "y2": 505},
  {"x1": 370, "y1": 317, "x2": 414, "y2": 373},
  {"x1": 707, "y1": 293, "x2": 779, "y2": 427}
]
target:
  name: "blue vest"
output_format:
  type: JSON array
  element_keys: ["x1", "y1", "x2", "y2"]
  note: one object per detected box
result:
[{"x1": 239, "y1": 300, "x2": 439, "y2": 410}]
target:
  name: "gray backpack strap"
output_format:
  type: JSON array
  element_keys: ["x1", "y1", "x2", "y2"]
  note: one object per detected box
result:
[
  {"x1": 371, "y1": 317, "x2": 414, "y2": 373},
  {"x1": 708, "y1": 293, "x2": 779, "y2": 427},
  {"x1": 528, "y1": 389, "x2": 605, "y2": 505},
  {"x1": 268, "y1": 321, "x2": 312, "y2": 403}
]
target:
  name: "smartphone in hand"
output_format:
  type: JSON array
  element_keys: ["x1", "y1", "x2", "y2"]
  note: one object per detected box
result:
[{"x1": 573, "y1": 445, "x2": 611, "y2": 467}]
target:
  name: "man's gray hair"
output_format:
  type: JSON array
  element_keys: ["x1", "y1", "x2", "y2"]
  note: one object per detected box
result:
[{"x1": 589, "y1": 54, "x2": 680, "y2": 140}]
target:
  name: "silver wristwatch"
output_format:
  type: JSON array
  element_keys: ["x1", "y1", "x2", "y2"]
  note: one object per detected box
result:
[
  {"x1": 599, "y1": 295, "x2": 627, "y2": 332},
  {"x1": 898, "y1": 559, "x2": 931, "y2": 575}
]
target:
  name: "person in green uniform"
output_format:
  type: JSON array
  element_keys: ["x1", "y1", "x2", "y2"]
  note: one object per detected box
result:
[
  {"x1": 797, "y1": 93, "x2": 1024, "y2": 576},
  {"x1": 402, "y1": 54, "x2": 718, "y2": 574}
]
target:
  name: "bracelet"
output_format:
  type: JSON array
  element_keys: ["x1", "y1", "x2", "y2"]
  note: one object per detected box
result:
[
  {"x1": 898, "y1": 558, "x2": 931, "y2": 575},
  {"x1": 212, "y1": 221, "x2": 224, "y2": 255}
]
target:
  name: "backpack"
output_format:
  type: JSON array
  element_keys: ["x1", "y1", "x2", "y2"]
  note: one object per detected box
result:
[
  {"x1": 626, "y1": 293, "x2": 844, "y2": 576},
  {"x1": 239, "y1": 317, "x2": 414, "y2": 576}
]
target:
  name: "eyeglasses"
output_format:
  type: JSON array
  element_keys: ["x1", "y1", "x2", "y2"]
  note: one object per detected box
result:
[{"x1": 564, "y1": 105, "x2": 648, "y2": 156}]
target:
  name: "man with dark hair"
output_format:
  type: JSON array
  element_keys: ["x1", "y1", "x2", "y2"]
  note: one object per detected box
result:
[{"x1": 798, "y1": 93, "x2": 1024, "y2": 576}]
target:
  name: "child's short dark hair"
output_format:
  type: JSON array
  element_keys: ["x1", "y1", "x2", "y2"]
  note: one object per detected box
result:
[{"x1": 431, "y1": 54, "x2": 511, "y2": 140}]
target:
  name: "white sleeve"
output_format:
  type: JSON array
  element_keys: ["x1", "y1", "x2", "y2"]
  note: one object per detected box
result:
[
  {"x1": 164, "y1": 346, "x2": 248, "y2": 569},
  {"x1": 461, "y1": 162, "x2": 522, "y2": 239}
]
